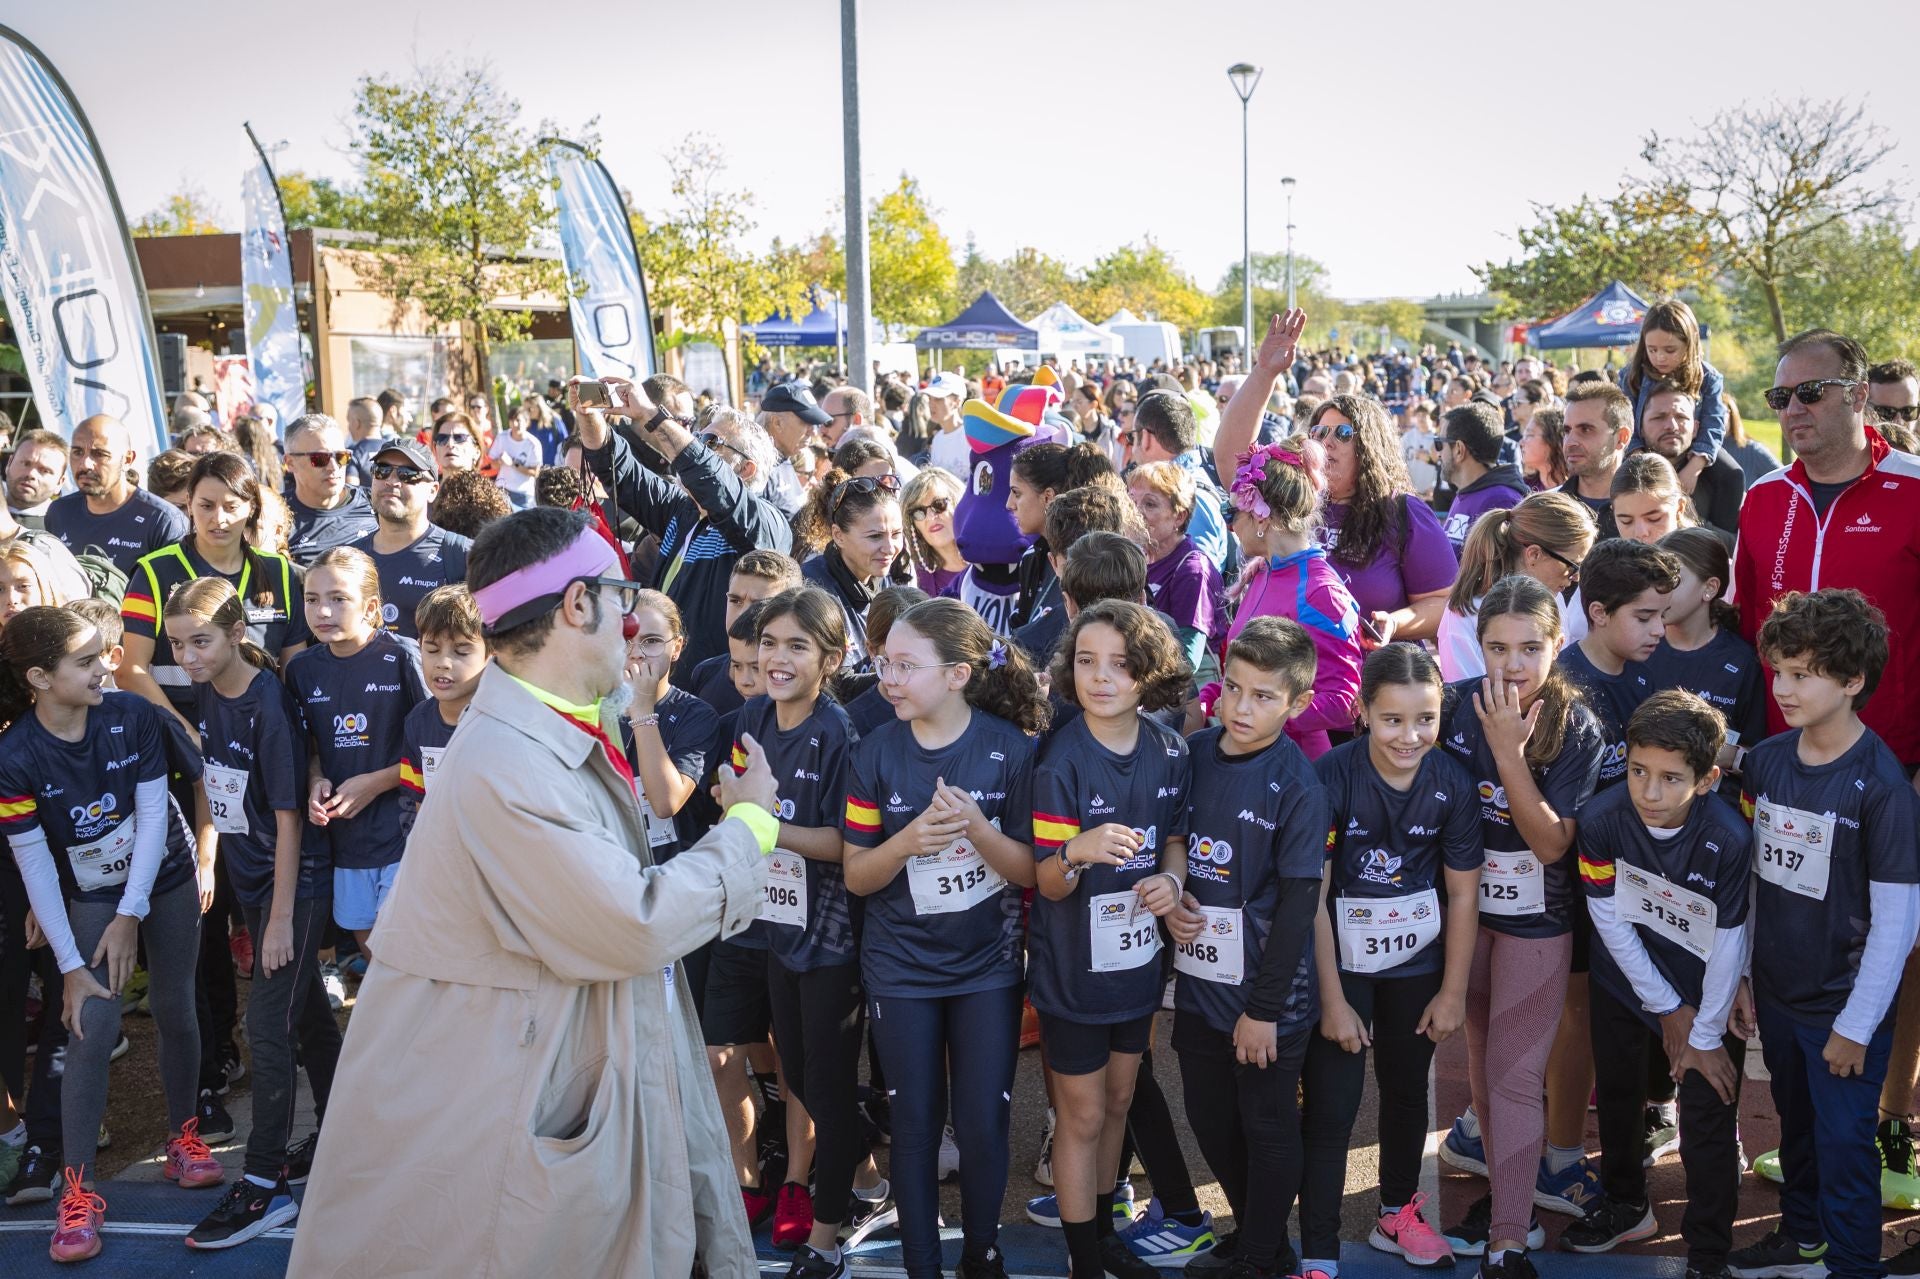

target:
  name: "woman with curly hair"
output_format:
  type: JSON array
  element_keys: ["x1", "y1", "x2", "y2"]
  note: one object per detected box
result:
[{"x1": 1521, "y1": 407, "x2": 1570, "y2": 491}]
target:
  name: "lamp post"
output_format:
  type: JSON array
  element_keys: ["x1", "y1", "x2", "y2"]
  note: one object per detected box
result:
[
  {"x1": 1227, "y1": 63, "x2": 1262, "y2": 363},
  {"x1": 1282, "y1": 175, "x2": 1297, "y2": 312}
]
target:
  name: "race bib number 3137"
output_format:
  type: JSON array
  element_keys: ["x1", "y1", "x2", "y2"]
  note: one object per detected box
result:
[{"x1": 1752, "y1": 799, "x2": 1833, "y2": 901}]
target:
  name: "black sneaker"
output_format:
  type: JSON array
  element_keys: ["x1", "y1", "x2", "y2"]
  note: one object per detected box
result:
[
  {"x1": 1726, "y1": 1228, "x2": 1828, "y2": 1278},
  {"x1": 1185, "y1": 1230, "x2": 1240, "y2": 1273},
  {"x1": 184, "y1": 1176, "x2": 299, "y2": 1250},
  {"x1": 4, "y1": 1144, "x2": 61, "y2": 1205},
  {"x1": 840, "y1": 1180, "x2": 898, "y2": 1248},
  {"x1": 1561, "y1": 1196, "x2": 1657, "y2": 1253},
  {"x1": 222, "y1": 1053, "x2": 247, "y2": 1092},
  {"x1": 857, "y1": 1084, "x2": 891, "y2": 1146},
  {"x1": 784, "y1": 1243, "x2": 850, "y2": 1279},
  {"x1": 197, "y1": 1090, "x2": 237, "y2": 1144},
  {"x1": 1099, "y1": 1234, "x2": 1160, "y2": 1279},
  {"x1": 283, "y1": 1133, "x2": 319, "y2": 1186},
  {"x1": 1213, "y1": 1261, "x2": 1276, "y2": 1279},
  {"x1": 1687, "y1": 1267, "x2": 1734, "y2": 1279},
  {"x1": 1480, "y1": 1251, "x2": 1539, "y2": 1279},
  {"x1": 958, "y1": 1244, "x2": 1010, "y2": 1279},
  {"x1": 1887, "y1": 1227, "x2": 1920, "y2": 1277},
  {"x1": 1442, "y1": 1193, "x2": 1546, "y2": 1257}
]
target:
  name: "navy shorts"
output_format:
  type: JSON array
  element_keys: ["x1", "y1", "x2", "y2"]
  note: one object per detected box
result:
[{"x1": 1038, "y1": 1009, "x2": 1154, "y2": 1075}]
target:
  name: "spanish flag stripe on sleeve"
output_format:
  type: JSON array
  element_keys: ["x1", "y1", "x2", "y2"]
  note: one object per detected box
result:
[
  {"x1": 730, "y1": 741, "x2": 747, "y2": 774},
  {"x1": 398, "y1": 759, "x2": 424, "y2": 794},
  {"x1": 1739, "y1": 792, "x2": 1755, "y2": 821},
  {"x1": 1033, "y1": 811, "x2": 1080, "y2": 850},
  {"x1": 120, "y1": 593, "x2": 157, "y2": 625},
  {"x1": 0, "y1": 795, "x2": 37, "y2": 823},
  {"x1": 1577, "y1": 855, "x2": 1615, "y2": 888},
  {"x1": 845, "y1": 795, "x2": 880, "y2": 834}
]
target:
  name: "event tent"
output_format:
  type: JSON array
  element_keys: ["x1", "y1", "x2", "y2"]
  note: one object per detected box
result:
[
  {"x1": 1024, "y1": 302, "x2": 1122, "y2": 357},
  {"x1": 1524, "y1": 280, "x2": 1650, "y2": 349},
  {"x1": 742, "y1": 292, "x2": 867, "y2": 348},
  {"x1": 914, "y1": 291, "x2": 1039, "y2": 349}
]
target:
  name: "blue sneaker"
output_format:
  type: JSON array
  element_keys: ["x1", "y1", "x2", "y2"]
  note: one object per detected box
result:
[
  {"x1": 1439, "y1": 1115, "x2": 1488, "y2": 1178},
  {"x1": 1120, "y1": 1198, "x2": 1216, "y2": 1268},
  {"x1": 1535, "y1": 1154, "x2": 1604, "y2": 1217},
  {"x1": 1025, "y1": 1182, "x2": 1136, "y2": 1230}
]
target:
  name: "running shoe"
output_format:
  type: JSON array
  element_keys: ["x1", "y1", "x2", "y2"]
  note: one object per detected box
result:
[
  {"x1": 49, "y1": 1174, "x2": 105, "y2": 1263},
  {"x1": 340, "y1": 952, "x2": 369, "y2": 979},
  {"x1": 1099, "y1": 1233, "x2": 1160, "y2": 1279},
  {"x1": 222, "y1": 1051, "x2": 247, "y2": 1092},
  {"x1": 1183, "y1": 1231, "x2": 1238, "y2": 1273},
  {"x1": 284, "y1": 1133, "x2": 319, "y2": 1186},
  {"x1": 1534, "y1": 1153, "x2": 1604, "y2": 1216},
  {"x1": 1688, "y1": 1268, "x2": 1734, "y2": 1279},
  {"x1": 1726, "y1": 1228, "x2": 1828, "y2": 1278},
  {"x1": 772, "y1": 1182, "x2": 814, "y2": 1250},
  {"x1": 109, "y1": 1034, "x2": 130, "y2": 1063},
  {"x1": 165, "y1": 1118, "x2": 225, "y2": 1189},
  {"x1": 320, "y1": 962, "x2": 347, "y2": 1011},
  {"x1": 185, "y1": 1175, "x2": 298, "y2": 1250},
  {"x1": 197, "y1": 1090, "x2": 236, "y2": 1144},
  {"x1": 1440, "y1": 1113, "x2": 1489, "y2": 1177},
  {"x1": 743, "y1": 1183, "x2": 776, "y2": 1229},
  {"x1": 938, "y1": 1125, "x2": 960, "y2": 1181},
  {"x1": 1119, "y1": 1199, "x2": 1215, "y2": 1268},
  {"x1": 1881, "y1": 1118, "x2": 1920, "y2": 1209},
  {"x1": 1369, "y1": 1191, "x2": 1455, "y2": 1266},
  {"x1": 1441, "y1": 1193, "x2": 1545, "y2": 1256},
  {"x1": 784, "y1": 1242, "x2": 849, "y2": 1279},
  {"x1": 1479, "y1": 1251, "x2": 1539, "y2": 1279},
  {"x1": 1752, "y1": 1148, "x2": 1784, "y2": 1184},
  {"x1": 1647, "y1": 1100, "x2": 1681, "y2": 1164},
  {"x1": 958, "y1": 1243, "x2": 1010, "y2": 1279},
  {"x1": 1887, "y1": 1227, "x2": 1920, "y2": 1276},
  {"x1": 8, "y1": 1144, "x2": 63, "y2": 1205},
  {"x1": 0, "y1": 1141, "x2": 19, "y2": 1195},
  {"x1": 1033, "y1": 1106, "x2": 1055, "y2": 1186},
  {"x1": 1560, "y1": 1196, "x2": 1657, "y2": 1253},
  {"x1": 1025, "y1": 1180, "x2": 1135, "y2": 1229},
  {"x1": 841, "y1": 1180, "x2": 898, "y2": 1248}
]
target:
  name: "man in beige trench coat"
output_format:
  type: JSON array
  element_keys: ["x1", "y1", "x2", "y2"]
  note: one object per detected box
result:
[{"x1": 289, "y1": 504, "x2": 779, "y2": 1278}]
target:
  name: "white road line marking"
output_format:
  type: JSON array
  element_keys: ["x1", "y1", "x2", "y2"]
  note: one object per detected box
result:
[
  {"x1": 0, "y1": 1220, "x2": 295, "y2": 1239},
  {"x1": 1422, "y1": 1054, "x2": 1442, "y2": 1212}
]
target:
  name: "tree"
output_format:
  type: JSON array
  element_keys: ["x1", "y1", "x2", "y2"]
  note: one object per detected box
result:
[
  {"x1": 131, "y1": 185, "x2": 224, "y2": 236},
  {"x1": 1474, "y1": 183, "x2": 1717, "y2": 320},
  {"x1": 1643, "y1": 97, "x2": 1902, "y2": 342},
  {"x1": 953, "y1": 240, "x2": 1077, "y2": 320},
  {"x1": 275, "y1": 171, "x2": 373, "y2": 231},
  {"x1": 1733, "y1": 217, "x2": 1920, "y2": 373},
  {"x1": 1075, "y1": 240, "x2": 1209, "y2": 333},
  {"x1": 1211, "y1": 251, "x2": 1334, "y2": 330},
  {"x1": 866, "y1": 175, "x2": 956, "y2": 329},
  {"x1": 763, "y1": 230, "x2": 844, "y2": 319},
  {"x1": 347, "y1": 60, "x2": 563, "y2": 391}
]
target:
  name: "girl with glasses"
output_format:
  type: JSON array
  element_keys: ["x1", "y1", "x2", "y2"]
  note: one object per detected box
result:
[
  {"x1": 618, "y1": 590, "x2": 719, "y2": 864},
  {"x1": 1436, "y1": 492, "x2": 1596, "y2": 682},
  {"x1": 798, "y1": 469, "x2": 907, "y2": 670},
  {"x1": 901, "y1": 468, "x2": 967, "y2": 597}
]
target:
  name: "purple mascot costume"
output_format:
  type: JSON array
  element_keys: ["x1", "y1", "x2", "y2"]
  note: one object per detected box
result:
[{"x1": 947, "y1": 366, "x2": 1066, "y2": 634}]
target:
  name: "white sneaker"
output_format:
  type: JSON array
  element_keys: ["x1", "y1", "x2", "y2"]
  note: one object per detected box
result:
[
  {"x1": 320, "y1": 962, "x2": 347, "y2": 1011},
  {"x1": 1033, "y1": 1107, "x2": 1055, "y2": 1186},
  {"x1": 938, "y1": 1126, "x2": 960, "y2": 1181}
]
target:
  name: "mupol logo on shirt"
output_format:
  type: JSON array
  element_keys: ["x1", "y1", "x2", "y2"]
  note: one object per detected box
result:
[
  {"x1": 793, "y1": 769, "x2": 820, "y2": 782},
  {"x1": 364, "y1": 682, "x2": 401, "y2": 693},
  {"x1": 1238, "y1": 808, "x2": 1275, "y2": 830},
  {"x1": 1157, "y1": 786, "x2": 1175, "y2": 798}
]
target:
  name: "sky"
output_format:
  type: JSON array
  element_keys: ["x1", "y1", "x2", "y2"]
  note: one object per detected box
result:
[{"x1": 13, "y1": 0, "x2": 1920, "y2": 302}]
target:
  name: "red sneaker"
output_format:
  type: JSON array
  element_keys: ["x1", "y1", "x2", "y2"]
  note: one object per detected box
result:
[
  {"x1": 230, "y1": 928, "x2": 255, "y2": 980},
  {"x1": 742, "y1": 1183, "x2": 776, "y2": 1228},
  {"x1": 50, "y1": 1174, "x2": 105, "y2": 1263},
  {"x1": 166, "y1": 1118, "x2": 226, "y2": 1189},
  {"x1": 771, "y1": 1181, "x2": 813, "y2": 1250}
]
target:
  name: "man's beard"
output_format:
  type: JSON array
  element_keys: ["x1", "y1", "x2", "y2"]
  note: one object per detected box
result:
[{"x1": 602, "y1": 680, "x2": 634, "y2": 718}]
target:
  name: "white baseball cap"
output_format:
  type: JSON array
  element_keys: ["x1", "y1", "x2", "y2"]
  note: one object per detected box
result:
[{"x1": 925, "y1": 372, "x2": 967, "y2": 400}]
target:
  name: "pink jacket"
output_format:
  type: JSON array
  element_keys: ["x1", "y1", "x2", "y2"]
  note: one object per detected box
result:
[{"x1": 1227, "y1": 546, "x2": 1364, "y2": 759}]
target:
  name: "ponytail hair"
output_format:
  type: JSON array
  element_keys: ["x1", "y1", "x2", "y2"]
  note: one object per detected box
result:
[
  {"x1": 1447, "y1": 490, "x2": 1594, "y2": 616},
  {"x1": 0, "y1": 605, "x2": 92, "y2": 730},
  {"x1": 1475, "y1": 574, "x2": 1583, "y2": 771},
  {"x1": 1659, "y1": 526, "x2": 1741, "y2": 634},
  {"x1": 163, "y1": 577, "x2": 278, "y2": 674},
  {"x1": 894, "y1": 598, "x2": 1049, "y2": 734},
  {"x1": 1359, "y1": 641, "x2": 1443, "y2": 707},
  {"x1": 1610, "y1": 451, "x2": 1698, "y2": 529}
]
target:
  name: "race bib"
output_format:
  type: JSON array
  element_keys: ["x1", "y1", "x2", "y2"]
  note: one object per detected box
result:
[
  {"x1": 1089, "y1": 890, "x2": 1162, "y2": 973},
  {"x1": 1753, "y1": 799, "x2": 1833, "y2": 901},
  {"x1": 1616, "y1": 860, "x2": 1716, "y2": 960},
  {"x1": 644, "y1": 803, "x2": 677, "y2": 849},
  {"x1": 420, "y1": 746, "x2": 445, "y2": 786},
  {"x1": 203, "y1": 762, "x2": 250, "y2": 836},
  {"x1": 759, "y1": 849, "x2": 808, "y2": 927},
  {"x1": 1172, "y1": 905, "x2": 1244, "y2": 984},
  {"x1": 68, "y1": 823, "x2": 136, "y2": 893},
  {"x1": 907, "y1": 837, "x2": 1004, "y2": 916},
  {"x1": 1479, "y1": 851, "x2": 1546, "y2": 916},
  {"x1": 1336, "y1": 888, "x2": 1443, "y2": 974}
]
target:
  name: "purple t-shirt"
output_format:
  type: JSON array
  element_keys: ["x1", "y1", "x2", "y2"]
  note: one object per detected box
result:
[
  {"x1": 1318, "y1": 495, "x2": 1459, "y2": 621},
  {"x1": 1146, "y1": 536, "x2": 1225, "y2": 646},
  {"x1": 1441, "y1": 479, "x2": 1529, "y2": 552},
  {"x1": 917, "y1": 563, "x2": 964, "y2": 597}
]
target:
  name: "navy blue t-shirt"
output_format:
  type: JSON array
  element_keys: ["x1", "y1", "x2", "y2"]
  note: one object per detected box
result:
[
  {"x1": 286, "y1": 489, "x2": 379, "y2": 567},
  {"x1": 623, "y1": 686, "x2": 719, "y2": 860},
  {"x1": 1441, "y1": 678, "x2": 1605, "y2": 939},
  {"x1": 1743, "y1": 728, "x2": 1920, "y2": 1027},
  {"x1": 195, "y1": 667, "x2": 328, "y2": 906},
  {"x1": 844, "y1": 711, "x2": 1034, "y2": 999},
  {"x1": 1029, "y1": 713, "x2": 1191, "y2": 1024},
  {"x1": 350, "y1": 525, "x2": 473, "y2": 639},
  {"x1": 1315, "y1": 738, "x2": 1482, "y2": 979},
  {"x1": 1577, "y1": 784, "x2": 1750, "y2": 1030},
  {"x1": 735, "y1": 694, "x2": 859, "y2": 972},
  {"x1": 1176, "y1": 728, "x2": 1325, "y2": 1035},
  {"x1": 44, "y1": 488, "x2": 189, "y2": 579},
  {"x1": 398, "y1": 696, "x2": 461, "y2": 838},
  {"x1": 683, "y1": 651, "x2": 745, "y2": 719},
  {"x1": 843, "y1": 682, "x2": 897, "y2": 738},
  {"x1": 0, "y1": 692, "x2": 197, "y2": 905},
  {"x1": 1645, "y1": 628, "x2": 1767, "y2": 800},
  {"x1": 286, "y1": 631, "x2": 429, "y2": 869},
  {"x1": 1557, "y1": 643, "x2": 1654, "y2": 792}
]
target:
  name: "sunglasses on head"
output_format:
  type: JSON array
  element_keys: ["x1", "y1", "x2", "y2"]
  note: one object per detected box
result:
[
  {"x1": 828, "y1": 473, "x2": 901, "y2": 521},
  {"x1": 1869, "y1": 402, "x2": 1920, "y2": 425},
  {"x1": 371, "y1": 462, "x2": 433, "y2": 484},
  {"x1": 1762, "y1": 378, "x2": 1857, "y2": 412},
  {"x1": 910, "y1": 497, "x2": 952, "y2": 522},
  {"x1": 1309, "y1": 420, "x2": 1356, "y2": 442},
  {"x1": 295, "y1": 450, "x2": 352, "y2": 469}
]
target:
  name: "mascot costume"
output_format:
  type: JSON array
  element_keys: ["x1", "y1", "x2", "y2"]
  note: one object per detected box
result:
[{"x1": 949, "y1": 367, "x2": 1066, "y2": 634}]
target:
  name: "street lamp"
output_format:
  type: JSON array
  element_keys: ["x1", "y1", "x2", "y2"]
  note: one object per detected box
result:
[
  {"x1": 1227, "y1": 63, "x2": 1262, "y2": 363},
  {"x1": 1282, "y1": 176, "x2": 1297, "y2": 312}
]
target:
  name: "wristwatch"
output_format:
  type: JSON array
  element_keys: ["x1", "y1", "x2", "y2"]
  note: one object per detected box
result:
[{"x1": 640, "y1": 407, "x2": 674, "y2": 433}]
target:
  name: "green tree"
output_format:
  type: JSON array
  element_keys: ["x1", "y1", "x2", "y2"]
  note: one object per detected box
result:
[
  {"x1": 1210, "y1": 251, "x2": 1335, "y2": 330},
  {"x1": 1724, "y1": 217, "x2": 1920, "y2": 390},
  {"x1": 131, "y1": 185, "x2": 224, "y2": 236},
  {"x1": 1075, "y1": 240, "x2": 1209, "y2": 333},
  {"x1": 347, "y1": 60, "x2": 563, "y2": 391},
  {"x1": 1474, "y1": 183, "x2": 1716, "y2": 321},
  {"x1": 763, "y1": 230, "x2": 844, "y2": 320},
  {"x1": 275, "y1": 171, "x2": 373, "y2": 231},
  {"x1": 953, "y1": 240, "x2": 1077, "y2": 320},
  {"x1": 867, "y1": 175, "x2": 956, "y2": 329}
]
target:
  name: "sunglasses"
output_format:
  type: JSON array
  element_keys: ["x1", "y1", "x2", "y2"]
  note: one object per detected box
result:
[
  {"x1": 433, "y1": 433, "x2": 475, "y2": 446},
  {"x1": 1542, "y1": 547, "x2": 1582, "y2": 583},
  {"x1": 1869, "y1": 402, "x2": 1920, "y2": 425},
  {"x1": 697, "y1": 430, "x2": 748, "y2": 459},
  {"x1": 1309, "y1": 421, "x2": 1356, "y2": 442},
  {"x1": 910, "y1": 497, "x2": 952, "y2": 522},
  {"x1": 295, "y1": 450, "x2": 352, "y2": 469},
  {"x1": 1762, "y1": 378, "x2": 1857, "y2": 412},
  {"x1": 828, "y1": 473, "x2": 901, "y2": 521},
  {"x1": 371, "y1": 462, "x2": 433, "y2": 484}
]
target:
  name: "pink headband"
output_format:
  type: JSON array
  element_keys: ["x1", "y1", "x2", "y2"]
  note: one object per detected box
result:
[{"x1": 472, "y1": 528, "x2": 618, "y2": 629}]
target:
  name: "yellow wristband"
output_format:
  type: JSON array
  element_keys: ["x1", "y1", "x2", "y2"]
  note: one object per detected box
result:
[{"x1": 726, "y1": 803, "x2": 780, "y2": 855}]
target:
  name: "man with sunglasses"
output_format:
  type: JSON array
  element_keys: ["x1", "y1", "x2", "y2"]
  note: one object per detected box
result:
[
  {"x1": 284, "y1": 414, "x2": 379, "y2": 566},
  {"x1": 1867, "y1": 360, "x2": 1920, "y2": 451},
  {"x1": 348, "y1": 438, "x2": 473, "y2": 640}
]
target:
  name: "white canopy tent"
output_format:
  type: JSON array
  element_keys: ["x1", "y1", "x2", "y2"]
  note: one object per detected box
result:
[{"x1": 1026, "y1": 302, "x2": 1122, "y2": 357}]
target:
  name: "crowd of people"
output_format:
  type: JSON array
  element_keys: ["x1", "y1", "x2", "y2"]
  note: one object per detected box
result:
[{"x1": 0, "y1": 298, "x2": 1917, "y2": 1279}]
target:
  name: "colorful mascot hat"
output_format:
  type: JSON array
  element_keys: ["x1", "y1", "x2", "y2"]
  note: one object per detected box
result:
[
  {"x1": 962, "y1": 364, "x2": 1064, "y2": 453},
  {"x1": 953, "y1": 365, "x2": 1067, "y2": 569}
]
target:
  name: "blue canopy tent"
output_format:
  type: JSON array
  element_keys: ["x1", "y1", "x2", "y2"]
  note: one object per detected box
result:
[
  {"x1": 913, "y1": 291, "x2": 1039, "y2": 350},
  {"x1": 1524, "y1": 280, "x2": 1651, "y2": 349},
  {"x1": 743, "y1": 292, "x2": 862, "y2": 348}
]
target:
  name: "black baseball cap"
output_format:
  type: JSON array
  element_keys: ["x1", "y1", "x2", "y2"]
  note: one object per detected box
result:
[
  {"x1": 760, "y1": 382, "x2": 832, "y2": 426},
  {"x1": 373, "y1": 437, "x2": 437, "y2": 475}
]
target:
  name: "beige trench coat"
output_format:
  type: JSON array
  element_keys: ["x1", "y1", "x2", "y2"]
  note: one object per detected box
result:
[{"x1": 288, "y1": 664, "x2": 767, "y2": 1279}]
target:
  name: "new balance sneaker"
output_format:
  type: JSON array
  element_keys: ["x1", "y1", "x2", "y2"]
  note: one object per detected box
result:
[
  {"x1": 939, "y1": 1125, "x2": 960, "y2": 1181},
  {"x1": 165, "y1": 1118, "x2": 225, "y2": 1189},
  {"x1": 1369, "y1": 1192, "x2": 1455, "y2": 1266},
  {"x1": 185, "y1": 1175, "x2": 298, "y2": 1250},
  {"x1": 6, "y1": 1144, "x2": 62, "y2": 1204},
  {"x1": 1479, "y1": 1251, "x2": 1539, "y2": 1279},
  {"x1": 743, "y1": 1183, "x2": 776, "y2": 1228},
  {"x1": 319, "y1": 961, "x2": 347, "y2": 1011},
  {"x1": 1440, "y1": 1113, "x2": 1489, "y2": 1177},
  {"x1": 1534, "y1": 1154, "x2": 1603, "y2": 1216},
  {"x1": 49, "y1": 1175, "x2": 106, "y2": 1263},
  {"x1": 1646, "y1": 1100, "x2": 1681, "y2": 1165},
  {"x1": 1752, "y1": 1148, "x2": 1784, "y2": 1184},
  {"x1": 284, "y1": 1133, "x2": 319, "y2": 1186},
  {"x1": 1441, "y1": 1193, "x2": 1546, "y2": 1257},
  {"x1": 1880, "y1": 1118, "x2": 1920, "y2": 1209},
  {"x1": 958, "y1": 1243, "x2": 1010, "y2": 1279},
  {"x1": 197, "y1": 1090, "x2": 237, "y2": 1144},
  {"x1": 1119, "y1": 1200, "x2": 1215, "y2": 1268},
  {"x1": 1100, "y1": 1233, "x2": 1161, "y2": 1279},
  {"x1": 1034, "y1": 1106, "x2": 1055, "y2": 1186},
  {"x1": 772, "y1": 1182, "x2": 814, "y2": 1250},
  {"x1": 1025, "y1": 1180, "x2": 1135, "y2": 1229},
  {"x1": 784, "y1": 1242, "x2": 850, "y2": 1279},
  {"x1": 841, "y1": 1180, "x2": 898, "y2": 1249},
  {"x1": 1560, "y1": 1196, "x2": 1657, "y2": 1253},
  {"x1": 1726, "y1": 1228, "x2": 1827, "y2": 1278}
]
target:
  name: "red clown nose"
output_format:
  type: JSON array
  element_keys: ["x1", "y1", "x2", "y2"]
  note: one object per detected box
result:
[{"x1": 622, "y1": 612, "x2": 640, "y2": 641}]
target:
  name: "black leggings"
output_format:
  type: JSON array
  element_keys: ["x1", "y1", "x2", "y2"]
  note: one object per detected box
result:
[
  {"x1": 1299, "y1": 967, "x2": 1443, "y2": 1259},
  {"x1": 768, "y1": 960, "x2": 867, "y2": 1225},
  {"x1": 1117, "y1": 1041, "x2": 1199, "y2": 1215},
  {"x1": 1174, "y1": 1009, "x2": 1309, "y2": 1274}
]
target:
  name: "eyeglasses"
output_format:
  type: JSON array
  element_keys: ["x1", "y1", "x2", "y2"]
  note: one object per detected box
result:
[
  {"x1": 433, "y1": 433, "x2": 475, "y2": 446},
  {"x1": 828, "y1": 473, "x2": 901, "y2": 521},
  {"x1": 629, "y1": 636, "x2": 672, "y2": 657},
  {"x1": 1542, "y1": 547, "x2": 1582, "y2": 584},
  {"x1": 1869, "y1": 402, "x2": 1920, "y2": 425},
  {"x1": 295, "y1": 450, "x2": 352, "y2": 469},
  {"x1": 1762, "y1": 378, "x2": 1857, "y2": 412},
  {"x1": 910, "y1": 497, "x2": 953, "y2": 522},
  {"x1": 575, "y1": 576, "x2": 646, "y2": 616},
  {"x1": 371, "y1": 462, "x2": 433, "y2": 484},
  {"x1": 697, "y1": 431, "x2": 747, "y2": 460},
  {"x1": 1309, "y1": 421, "x2": 1356, "y2": 442},
  {"x1": 874, "y1": 656, "x2": 963, "y2": 684}
]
